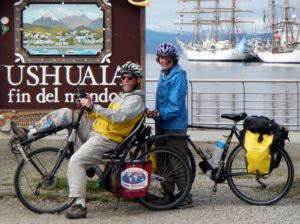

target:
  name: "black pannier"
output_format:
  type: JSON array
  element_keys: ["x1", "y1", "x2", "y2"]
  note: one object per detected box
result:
[
  {"x1": 243, "y1": 116, "x2": 275, "y2": 135},
  {"x1": 270, "y1": 124, "x2": 289, "y2": 170}
]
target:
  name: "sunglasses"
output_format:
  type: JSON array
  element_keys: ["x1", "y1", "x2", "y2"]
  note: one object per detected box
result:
[{"x1": 121, "y1": 75, "x2": 134, "y2": 80}]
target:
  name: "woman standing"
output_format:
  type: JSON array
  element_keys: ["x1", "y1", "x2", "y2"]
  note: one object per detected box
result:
[{"x1": 146, "y1": 42, "x2": 192, "y2": 209}]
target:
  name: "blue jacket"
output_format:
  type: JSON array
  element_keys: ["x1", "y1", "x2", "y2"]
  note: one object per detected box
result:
[{"x1": 155, "y1": 64, "x2": 188, "y2": 130}]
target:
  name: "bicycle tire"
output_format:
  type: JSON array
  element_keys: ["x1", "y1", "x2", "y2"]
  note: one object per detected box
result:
[
  {"x1": 134, "y1": 142, "x2": 196, "y2": 185},
  {"x1": 227, "y1": 144, "x2": 294, "y2": 205},
  {"x1": 137, "y1": 147, "x2": 192, "y2": 210},
  {"x1": 14, "y1": 147, "x2": 75, "y2": 214},
  {"x1": 187, "y1": 149, "x2": 196, "y2": 185}
]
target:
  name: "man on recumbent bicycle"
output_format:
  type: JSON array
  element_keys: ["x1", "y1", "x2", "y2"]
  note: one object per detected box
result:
[{"x1": 10, "y1": 61, "x2": 145, "y2": 219}]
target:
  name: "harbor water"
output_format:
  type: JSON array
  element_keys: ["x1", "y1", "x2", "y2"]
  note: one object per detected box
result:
[
  {"x1": 145, "y1": 54, "x2": 300, "y2": 129},
  {"x1": 146, "y1": 53, "x2": 300, "y2": 80}
]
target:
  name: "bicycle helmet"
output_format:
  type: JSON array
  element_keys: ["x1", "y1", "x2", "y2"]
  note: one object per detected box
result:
[
  {"x1": 156, "y1": 42, "x2": 178, "y2": 57},
  {"x1": 119, "y1": 61, "x2": 143, "y2": 77}
]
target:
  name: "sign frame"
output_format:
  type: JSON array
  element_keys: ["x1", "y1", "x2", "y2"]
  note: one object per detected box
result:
[{"x1": 14, "y1": 0, "x2": 112, "y2": 64}]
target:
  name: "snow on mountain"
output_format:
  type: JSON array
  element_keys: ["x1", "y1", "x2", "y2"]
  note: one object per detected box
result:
[
  {"x1": 32, "y1": 16, "x2": 66, "y2": 28},
  {"x1": 31, "y1": 13, "x2": 99, "y2": 30},
  {"x1": 60, "y1": 14, "x2": 93, "y2": 29}
]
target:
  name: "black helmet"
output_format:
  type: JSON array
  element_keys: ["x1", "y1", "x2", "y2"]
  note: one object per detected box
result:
[{"x1": 119, "y1": 61, "x2": 143, "y2": 77}]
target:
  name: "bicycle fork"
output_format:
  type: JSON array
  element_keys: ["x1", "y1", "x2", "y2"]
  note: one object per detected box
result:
[{"x1": 16, "y1": 143, "x2": 29, "y2": 162}]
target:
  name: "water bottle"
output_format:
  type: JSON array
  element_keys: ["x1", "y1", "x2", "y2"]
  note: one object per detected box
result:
[{"x1": 209, "y1": 136, "x2": 226, "y2": 169}]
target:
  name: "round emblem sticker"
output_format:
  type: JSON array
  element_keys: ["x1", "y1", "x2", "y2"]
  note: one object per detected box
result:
[{"x1": 121, "y1": 167, "x2": 148, "y2": 190}]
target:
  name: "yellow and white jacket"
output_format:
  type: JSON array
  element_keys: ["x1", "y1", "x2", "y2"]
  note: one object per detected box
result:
[{"x1": 89, "y1": 90, "x2": 145, "y2": 143}]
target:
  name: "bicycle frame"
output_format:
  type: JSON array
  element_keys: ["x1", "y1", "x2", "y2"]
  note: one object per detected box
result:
[
  {"x1": 187, "y1": 122, "x2": 244, "y2": 182},
  {"x1": 15, "y1": 106, "x2": 86, "y2": 177}
]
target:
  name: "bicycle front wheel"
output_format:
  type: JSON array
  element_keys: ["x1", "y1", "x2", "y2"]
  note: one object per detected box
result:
[
  {"x1": 137, "y1": 147, "x2": 192, "y2": 210},
  {"x1": 14, "y1": 147, "x2": 74, "y2": 214},
  {"x1": 227, "y1": 144, "x2": 294, "y2": 205}
]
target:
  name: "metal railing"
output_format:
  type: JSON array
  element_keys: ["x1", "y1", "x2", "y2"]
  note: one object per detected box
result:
[{"x1": 146, "y1": 79, "x2": 300, "y2": 130}]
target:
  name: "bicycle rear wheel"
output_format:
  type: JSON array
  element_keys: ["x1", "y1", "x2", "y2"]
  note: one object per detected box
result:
[
  {"x1": 137, "y1": 147, "x2": 192, "y2": 210},
  {"x1": 134, "y1": 142, "x2": 196, "y2": 185},
  {"x1": 227, "y1": 144, "x2": 294, "y2": 205},
  {"x1": 14, "y1": 147, "x2": 74, "y2": 214},
  {"x1": 187, "y1": 149, "x2": 196, "y2": 184}
]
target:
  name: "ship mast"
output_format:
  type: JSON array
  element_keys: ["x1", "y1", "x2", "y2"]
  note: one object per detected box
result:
[
  {"x1": 195, "y1": 0, "x2": 201, "y2": 44},
  {"x1": 230, "y1": 0, "x2": 236, "y2": 42},
  {"x1": 271, "y1": 0, "x2": 276, "y2": 53},
  {"x1": 283, "y1": 0, "x2": 295, "y2": 47},
  {"x1": 176, "y1": 0, "x2": 253, "y2": 45},
  {"x1": 271, "y1": 0, "x2": 295, "y2": 52},
  {"x1": 284, "y1": 0, "x2": 289, "y2": 46},
  {"x1": 215, "y1": 0, "x2": 220, "y2": 42}
]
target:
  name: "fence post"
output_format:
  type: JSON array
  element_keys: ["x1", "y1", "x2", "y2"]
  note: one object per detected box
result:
[
  {"x1": 297, "y1": 82, "x2": 299, "y2": 131},
  {"x1": 242, "y1": 81, "x2": 246, "y2": 113}
]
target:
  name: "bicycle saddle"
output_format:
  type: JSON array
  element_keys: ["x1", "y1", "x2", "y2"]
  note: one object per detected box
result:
[{"x1": 221, "y1": 112, "x2": 247, "y2": 122}]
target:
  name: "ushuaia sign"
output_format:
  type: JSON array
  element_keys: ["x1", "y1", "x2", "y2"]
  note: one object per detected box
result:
[{"x1": 0, "y1": 0, "x2": 148, "y2": 117}]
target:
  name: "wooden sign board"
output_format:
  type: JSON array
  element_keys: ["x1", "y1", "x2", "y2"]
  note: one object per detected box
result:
[{"x1": 0, "y1": 0, "x2": 146, "y2": 126}]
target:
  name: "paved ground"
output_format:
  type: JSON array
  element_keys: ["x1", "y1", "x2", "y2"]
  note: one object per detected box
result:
[{"x1": 1, "y1": 131, "x2": 300, "y2": 224}]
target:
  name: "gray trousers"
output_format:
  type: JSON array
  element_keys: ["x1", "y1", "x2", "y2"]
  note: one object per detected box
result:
[
  {"x1": 67, "y1": 132, "x2": 118, "y2": 198},
  {"x1": 155, "y1": 128, "x2": 189, "y2": 193},
  {"x1": 44, "y1": 108, "x2": 118, "y2": 198}
]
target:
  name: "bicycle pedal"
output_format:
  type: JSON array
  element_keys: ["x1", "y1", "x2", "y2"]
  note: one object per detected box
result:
[
  {"x1": 113, "y1": 196, "x2": 120, "y2": 210},
  {"x1": 212, "y1": 183, "x2": 218, "y2": 192}
]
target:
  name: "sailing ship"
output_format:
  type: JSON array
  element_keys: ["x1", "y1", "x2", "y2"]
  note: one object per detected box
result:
[
  {"x1": 255, "y1": 0, "x2": 300, "y2": 63},
  {"x1": 176, "y1": 0, "x2": 253, "y2": 61}
]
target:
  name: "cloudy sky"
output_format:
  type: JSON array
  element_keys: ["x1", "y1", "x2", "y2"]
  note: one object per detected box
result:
[
  {"x1": 146, "y1": 0, "x2": 299, "y2": 33},
  {"x1": 23, "y1": 4, "x2": 102, "y2": 23}
]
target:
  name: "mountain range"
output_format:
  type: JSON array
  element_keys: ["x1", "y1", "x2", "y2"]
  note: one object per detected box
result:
[{"x1": 31, "y1": 14, "x2": 103, "y2": 31}]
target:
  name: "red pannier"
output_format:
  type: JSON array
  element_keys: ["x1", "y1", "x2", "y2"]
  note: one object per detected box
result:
[{"x1": 120, "y1": 160, "x2": 152, "y2": 198}]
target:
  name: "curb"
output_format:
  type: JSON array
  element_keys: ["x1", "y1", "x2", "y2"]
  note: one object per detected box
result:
[{"x1": 2, "y1": 129, "x2": 300, "y2": 143}]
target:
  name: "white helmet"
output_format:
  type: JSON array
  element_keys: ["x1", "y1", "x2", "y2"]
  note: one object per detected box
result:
[{"x1": 119, "y1": 61, "x2": 143, "y2": 77}]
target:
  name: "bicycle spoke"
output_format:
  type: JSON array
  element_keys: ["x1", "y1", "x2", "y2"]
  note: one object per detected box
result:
[
  {"x1": 227, "y1": 145, "x2": 294, "y2": 205},
  {"x1": 15, "y1": 147, "x2": 72, "y2": 214},
  {"x1": 137, "y1": 147, "x2": 192, "y2": 210}
]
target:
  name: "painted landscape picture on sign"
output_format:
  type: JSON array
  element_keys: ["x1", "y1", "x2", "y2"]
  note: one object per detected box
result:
[{"x1": 22, "y1": 4, "x2": 104, "y2": 56}]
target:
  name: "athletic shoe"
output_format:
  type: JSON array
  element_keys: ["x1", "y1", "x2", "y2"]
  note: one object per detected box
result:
[
  {"x1": 155, "y1": 192, "x2": 176, "y2": 205},
  {"x1": 65, "y1": 204, "x2": 87, "y2": 219},
  {"x1": 176, "y1": 194, "x2": 194, "y2": 209},
  {"x1": 10, "y1": 121, "x2": 27, "y2": 141}
]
